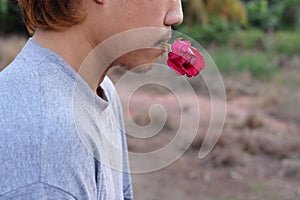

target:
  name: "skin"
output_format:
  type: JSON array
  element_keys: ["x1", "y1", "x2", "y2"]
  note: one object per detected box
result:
[{"x1": 33, "y1": 0, "x2": 183, "y2": 92}]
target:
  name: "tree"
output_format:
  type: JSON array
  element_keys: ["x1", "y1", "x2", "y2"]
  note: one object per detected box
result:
[
  {"x1": 183, "y1": 0, "x2": 248, "y2": 27},
  {"x1": 183, "y1": 0, "x2": 208, "y2": 26},
  {"x1": 0, "y1": 0, "x2": 26, "y2": 34},
  {"x1": 0, "y1": 0, "x2": 8, "y2": 16}
]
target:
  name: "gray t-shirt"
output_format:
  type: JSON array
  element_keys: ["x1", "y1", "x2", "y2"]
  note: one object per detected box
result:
[{"x1": 0, "y1": 39, "x2": 133, "y2": 200}]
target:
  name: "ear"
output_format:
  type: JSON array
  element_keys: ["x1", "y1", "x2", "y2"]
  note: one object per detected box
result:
[{"x1": 94, "y1": 0, "x2": 104, "y2": 4}]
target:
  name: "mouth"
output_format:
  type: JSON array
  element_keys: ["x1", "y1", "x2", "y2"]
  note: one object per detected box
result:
[{"x1": 153, "y1": 32, "x2": 172, "y2": 49}]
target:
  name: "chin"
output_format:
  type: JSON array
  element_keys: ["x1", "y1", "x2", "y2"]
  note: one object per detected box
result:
[
  {"x1": 130, "y1": 63, "x2": 154, "y2": 74},
  {"x1": 115, "y1": 49, "x2": 164, "y2": 74},
  {"x1": 117, "y1": 61, "x2": 154, "y2": 74}
]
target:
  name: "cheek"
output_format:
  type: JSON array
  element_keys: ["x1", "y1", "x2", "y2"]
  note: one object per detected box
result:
[{"x1": 121, "y1": 3, "x2": 165, "y2": 28}]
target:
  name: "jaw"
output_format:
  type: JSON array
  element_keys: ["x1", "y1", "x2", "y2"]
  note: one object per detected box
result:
[{"x1": 112, "y1": 48, "x2": 165, "y2": 72}]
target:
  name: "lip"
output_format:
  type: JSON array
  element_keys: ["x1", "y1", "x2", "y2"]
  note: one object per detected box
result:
[
  {"x1": 154, "y1": 31, "x2": 172, "y2": 45},
  {"x1": 160, "y1": 35, "x2": 172, "y2": 44},
  {"x1": 153, "y1": 36, "x2": 172, "y2": 53},
  {"x1": 153, "y1": 44, "x2": 168, "y2": 53}
]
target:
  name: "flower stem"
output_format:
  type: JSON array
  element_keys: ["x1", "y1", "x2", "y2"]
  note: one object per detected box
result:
[{"x1": 160, "y1": 42, "x2": 171, "y2": 52}]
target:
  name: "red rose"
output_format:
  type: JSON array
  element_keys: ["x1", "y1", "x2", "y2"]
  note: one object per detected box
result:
[{"x1": 167, "y1": 40, "x2": 205, "y2": 77}]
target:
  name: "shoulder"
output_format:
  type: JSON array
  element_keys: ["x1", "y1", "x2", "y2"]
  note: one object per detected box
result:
[
  {"x1": 0, "y1": 47, "x2": 96, "y2": 198},
  {"x1": 0, "y1": 52, "x2": 44, "y2": 145}
]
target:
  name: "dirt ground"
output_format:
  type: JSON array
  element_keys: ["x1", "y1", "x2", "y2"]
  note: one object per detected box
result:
[
  {"x1": 1, "y1": 36, "x2": 300, "y2": 200},
  {"x1": 108, "y1": 56, "x2": 300, "y2": 200}
]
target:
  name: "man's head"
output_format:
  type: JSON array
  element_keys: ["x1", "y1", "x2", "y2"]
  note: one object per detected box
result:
[{"x1": 18, "y1": 0, "x2": 184, "y2": 71}]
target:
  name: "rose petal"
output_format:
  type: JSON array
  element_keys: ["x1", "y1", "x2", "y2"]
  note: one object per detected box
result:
[
  {"x1": 181, "y1": 45, "x2": 189, "y2": 52},
  {"x1": 167, "y1": 52, "x2": 186, "y2": 75},
  {"x1": 190, "y1": 47, "x2": 205, "y2": 71},
  {"x1": 182, "y1": 52, "x2": 193, "y2": 62},
  {"x1": 171, "y1": 40, "x2": 192, "y2": 57},
  {"x1": 168, "y1": 61, "x2": 186, "y2": 75},
  {"x1": 182, "y1": 63, "x2": 199, "y2": 77},
  {"x1": 168, "y1": 52, "x2": 187, "y2": 66},
  {"x1": 190, "y1": 57, "x2": 197, "y2": 65},
  {"x1": 167, "y1": 40, "x2": 206, "y2": 77}
]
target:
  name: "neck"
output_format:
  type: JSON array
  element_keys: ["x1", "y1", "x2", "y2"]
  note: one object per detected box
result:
[{"x1": 32, "y1": 27, "x2": 109, "y2": 92}]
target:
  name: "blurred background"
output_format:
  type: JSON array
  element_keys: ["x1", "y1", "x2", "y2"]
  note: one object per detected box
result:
[{"x1": 1, "y1": 0, "x2": 300, "y2": 199}]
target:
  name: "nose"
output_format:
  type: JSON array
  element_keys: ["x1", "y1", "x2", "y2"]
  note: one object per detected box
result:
[{"x1": 164, "y1": 0, "x2": 184, "y2": 27}]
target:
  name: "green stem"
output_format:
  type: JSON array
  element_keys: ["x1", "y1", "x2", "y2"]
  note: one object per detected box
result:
[{"x1": 160, "y1": 42, "x2": 171, "y2": 52}]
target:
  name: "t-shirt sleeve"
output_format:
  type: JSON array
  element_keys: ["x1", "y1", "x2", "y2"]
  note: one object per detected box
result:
[{"x1": 0, "y1": 182, "x2": 77, "y2": 200}]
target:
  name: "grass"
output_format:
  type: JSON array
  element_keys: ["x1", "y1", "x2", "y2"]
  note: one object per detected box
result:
[
  {"x1": 229, "y1": 30, "x2": 300, "y2": 55},
  {"x1": 210, "y1": 48, "x2": 276, "y2": 79},
  {"x1": 228, "y1": 29, "x2": 266, "y2": 50},
  {"x1": 274, "y1": 31, "x2": 300, "y2": 55}
]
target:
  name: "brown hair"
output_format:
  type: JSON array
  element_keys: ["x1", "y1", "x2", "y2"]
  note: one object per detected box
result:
[{"x1": 18, "y1": 0, "x2": 86, "y2": 34}]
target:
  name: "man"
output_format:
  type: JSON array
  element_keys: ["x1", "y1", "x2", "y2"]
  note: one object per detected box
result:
[{"x1": 0, "y1": 0, "x2": 183, "y2": 199}]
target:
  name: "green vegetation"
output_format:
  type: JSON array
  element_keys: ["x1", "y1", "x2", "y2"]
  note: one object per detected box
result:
[
  {"x1": 211, "y1": 48, "x2": 275, "y2": 79},
  {"x1": 231, "y1": 30, "x2": 300, "y2": 56},
  {"x1": 0, "y1": 0, "x2": 26, "y2": 35},
  {"x1": 182, "y1": 0, "x2": 247, "y2": 26},
  {"x1": 0, "y1": 0, "x2": 8, "y2": 16},
  {"x1": 178, "y1": 25, "x2": 300, "y2": 54},
  {"x1": 176, "y1": 19, "x2": 232, "y2": 47},
  {"x1": 182, "y1": 0, "x2": 300, "y2": 31},
  {"x1": 274, "y1": 31, "x2": 300, "y2": 55},
  {"x1": 244, "y1": 0, "x2": 300, "y2": 30}
]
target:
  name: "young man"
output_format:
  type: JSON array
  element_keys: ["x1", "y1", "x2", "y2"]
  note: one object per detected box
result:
[{"x1": 0, "y1": 0, "x2": 183, "y2": 199}]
